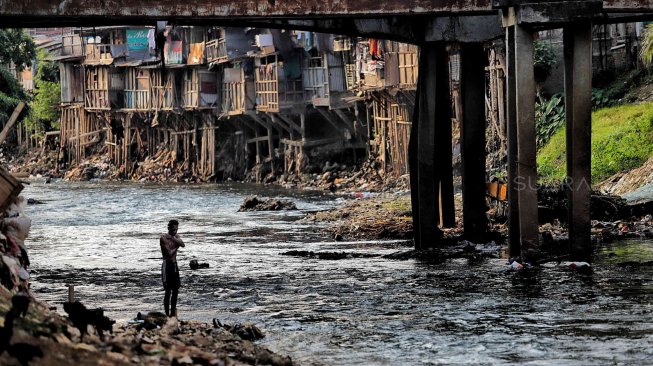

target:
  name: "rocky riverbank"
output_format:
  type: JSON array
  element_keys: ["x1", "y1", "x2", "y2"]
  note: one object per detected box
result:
[
  {"x1": 0, "y1": 287, "x2": 293, "y2": 366},
  {"x1": 4, "y1": 145, "x2": 409, "y2": 195}
]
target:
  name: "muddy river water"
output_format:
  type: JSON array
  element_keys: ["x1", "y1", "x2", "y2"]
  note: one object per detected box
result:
[{"x1": 22, "y1": 181, "x2": 653, "y2": 365}]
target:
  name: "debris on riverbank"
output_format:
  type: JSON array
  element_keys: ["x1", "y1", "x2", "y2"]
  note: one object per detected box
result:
[
  {"x1": 304, "y1": 193, "x2": 414, "y2": 240},
  {"x1": 0, "y1": 293, "x2": 293, "y2": 366},
  {"x1": 238, "y1": 196, "x2": 297, "y2": 212}
]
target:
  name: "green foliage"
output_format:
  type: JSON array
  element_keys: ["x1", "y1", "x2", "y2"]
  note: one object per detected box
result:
[
  {"x1": 35, "y1": 49, "x2": 59, "y2": 83},
  {"x1": 591, "y1": 88, "x2": 615, "y2": 110},
  {"x1": 640, "y1": 24, "x2": 653, "y2": 67},
  {"x1": 535, "y1": 93, "x2": 565, "y2": 148},
  {"x1": 535, "y1": 89, "x2": 620, "y2": 149},
  {"x1": 533, "y1": 40, "x2": 557, "y2": 82},
  {"x1": 0, "y1": 29, "x2": 36, "y2": 71},
  {"x1": 537, "y1": 102, "x2": 653, "y2": 184},
  {"x1": 0, "y1": 65, "x2": 29, "y2": 126},
  {"x1": 24, "y1": 49, "x2": 60, "y2": 131}
]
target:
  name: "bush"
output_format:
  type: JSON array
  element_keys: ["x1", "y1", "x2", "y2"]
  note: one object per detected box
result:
[
  {"x1": 0, "y1": 65, "x2": 29, "y2": 126},
  {"x1": 24, "y1": 49, "x2": 60, "y2": 132}
]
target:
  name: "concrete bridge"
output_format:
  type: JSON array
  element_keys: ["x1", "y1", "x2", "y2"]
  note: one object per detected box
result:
[{"x1": 3, "y1": 0, "x2": 653, "y2": 262}]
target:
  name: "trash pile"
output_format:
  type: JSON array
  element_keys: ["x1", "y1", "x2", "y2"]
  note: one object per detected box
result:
[
  {"x1": 6, "y1": 147, "x2": 62, "y2": 179},
  {"x1": 591, "y1": 214, "x2": 653, "y2": 242},
  {"x1": 65, "y1": 155, "x2": 117, "y2": 181},
  {"x1": 130, "y1": 148, "x2": 193, "y2": 183},
  {"x1": 0, "y1": 195, "x2": 32, "y2": 296},
  {"x1": 277, "y1": 157, "x2": 409, "y2": 194},
  {"x1": 305, "y1": 194, "x2": 413, "y2": 240}
]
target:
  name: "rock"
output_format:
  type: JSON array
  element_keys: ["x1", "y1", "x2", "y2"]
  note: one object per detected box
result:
[
  {"x1": 161, "y1": 316, "x2": 179, "y2": 335},
  {"x1": 174, "y1": 355, "x2": 194, "y2": 365},
  {"x1": 190, "y1": 260, "x2": 210, "y2": 270},
  {"x1": 107, "y1": 352, "x2": 131, "y2": 363},
  {"x1": 231, "y1": 322, "x2": 265, "y2": 341},
  {"x1": 238, "y1": 196, "x2": 297, "y2": 212},
  {"x1": 74, "y1": 342, "x2": 98, "y2": 352}
]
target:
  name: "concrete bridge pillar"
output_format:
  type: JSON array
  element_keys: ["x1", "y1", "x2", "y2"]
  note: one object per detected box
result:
[
  {"x1": 564, "y1": 22, "x2": 593, "y2": 262},
  {"x1": 460, "y1": 43, "x2": 488, "y2": 243},
  {"x1": 505, "y1": 25, "x2": 521, "y2": 257},
  {"x1": 505, "y1": 23, "x2": 539, "y2": 262},
  {"x1": 409, "y1": 42, "x2": 453, "y2": 249}
]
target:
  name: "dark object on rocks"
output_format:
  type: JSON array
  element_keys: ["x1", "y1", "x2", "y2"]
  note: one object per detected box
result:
[
  {"x1": 1, "y1": 295, "x2": 43, "y2": 366},
  {"x1": 189, "y1": 260, "x2": 209, "y2": 270},
  {"x1": 26, "y1": 198, "x2": 45, "y2": 205},
  {"x1": 136, "y1": 311, "x2": 168, "y2": 330},
  {"x1": 11, "y1": 294, "x2": 30, "y2": 318},
  {"x1": 63, "y1": 301, "x2": 115, "y2": 339},
  {"x1": 238, "y1": 196, "x2": 297, "y2": 212},
  {"x1": 80, "y1": 166, "x2": 97, "y2": 181},
  {"x1": 6, "y1": 343, "x2": 44, "y2": 366},
  {"x1": 212, "y1": 319, "x2": 265, "y2": 341},
  {"x1": 333, "y1": 234, "x2": 343, "y2": 241},
  {"x1": 538, "y1": 186, "x2": 628, "y2": 223}
]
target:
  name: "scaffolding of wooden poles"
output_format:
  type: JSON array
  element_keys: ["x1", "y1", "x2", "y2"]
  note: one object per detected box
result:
[
  {"x1": 370, "y1": 92, "x2": 412, "y2": 177},
  {"x1": 61, "y1": 105, "x2": 103, "y2": 163}
]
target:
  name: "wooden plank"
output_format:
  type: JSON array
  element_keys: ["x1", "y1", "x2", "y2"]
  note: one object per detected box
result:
[
  {"x1": 68, "y1": 129, "x2": 103, "y2": 141},
  {"x1": 0, "y1": 101, "x2": 26, "y2": 144},
  {"x1": 247, "y1": 135, "x2": 272, "y2": 143}
]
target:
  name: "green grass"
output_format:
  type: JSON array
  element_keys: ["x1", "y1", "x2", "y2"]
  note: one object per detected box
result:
[{"x1": 537, "y1": 102, "x2": 653, "y2": 184}]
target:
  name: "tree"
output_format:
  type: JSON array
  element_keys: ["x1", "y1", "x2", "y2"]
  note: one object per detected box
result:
[
  {"x1": 0, "y1": 29, "x2": 35, "y2": 128},
  {"x1": 0, "y1": 29, "x2": 36, "y2": 71},
  {"x1": 25, "y1": 49, "x2": 61, "y2": 132}
]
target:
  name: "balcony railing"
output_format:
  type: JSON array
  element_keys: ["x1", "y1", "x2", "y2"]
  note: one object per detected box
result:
[
  {"x1": 85, "y1": 44, "x2": 113, "y2": 64},
  {"x1": 206, "y1": 39, "x2": 228, "y2": 64}
]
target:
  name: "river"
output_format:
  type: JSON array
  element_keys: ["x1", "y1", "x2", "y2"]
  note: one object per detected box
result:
[{"x1": 22, "y1": 181, "x2": 653, "y2": 365}]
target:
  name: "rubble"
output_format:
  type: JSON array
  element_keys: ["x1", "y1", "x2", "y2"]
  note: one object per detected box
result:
[
  {"x1": 238, "y1": 196, "x2": 297, "y2": 212},
  {"x1": 304, "y1": 194, "x2": 413, "y2": 240}
]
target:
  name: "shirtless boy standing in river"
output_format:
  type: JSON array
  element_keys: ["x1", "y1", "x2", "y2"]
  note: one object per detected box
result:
[{"x1": 161, "y1": 219, "x2": 185, "y2": 317}]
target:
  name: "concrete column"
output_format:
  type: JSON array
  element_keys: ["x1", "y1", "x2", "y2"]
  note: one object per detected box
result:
[
  {"x1": 505, "y1": 26, "x2": 521, "y2": 257},
  {"x1": 514, "y1": 24, "x2": 539, "y2": 261},
  {"x1": 460, "y1": 43, "x2": 488, "y2": 242},
  {"x1": 436, "y1": 47, "x2": 456, "y2": 229},
  {"x1": 564, "y1": 22, "x2": 593, "y2": 262},
  {"x1": 409, "y1": 42, "x2": 448, "y2": 249}
]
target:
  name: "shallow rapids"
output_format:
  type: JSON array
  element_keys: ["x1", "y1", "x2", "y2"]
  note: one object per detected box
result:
[{"x1": 23, "y1": 181, "x2": 653, "y2": 365}]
